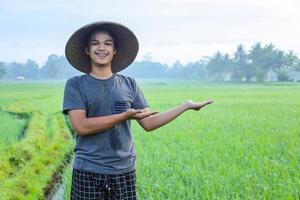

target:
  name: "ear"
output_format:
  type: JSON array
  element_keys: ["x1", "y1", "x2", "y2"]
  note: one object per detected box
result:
[
  {"x1": 85, "y1": 47, "x2": 90, "y2": 55},
  {"x1": 113, "y1": 49, "x2": 117, "y2": 55}
]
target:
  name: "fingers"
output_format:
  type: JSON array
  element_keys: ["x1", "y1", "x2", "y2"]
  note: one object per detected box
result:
[
  {"x1": 145, "y1": 111, "x2": 159, "y2": 116},
  {"x1": 202, "y1": 99, "x2": 214, "y2": 105},
  {"x1": 126, "y1": 108, "x2": 143, "y2": 116},
  {"x1": 134, "y1": 109, "x2": 143, "y2": 114},
  {"x1": 125, "y1": 109, "x2": 159, "y2": 120},
  {"x1": 137, "y1": 111, "x2": 158, "y2": 118},
  {"x1": 133, "y1": 111, "x2": 159, "y2": 120},
  {"x1": 191, "y1": 99, "x2": 214, "y2": 110}
]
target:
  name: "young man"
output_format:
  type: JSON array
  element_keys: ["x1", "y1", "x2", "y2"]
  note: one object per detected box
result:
[{"x1": 63, "y1": 21, "x2": 213, "y2": 200}]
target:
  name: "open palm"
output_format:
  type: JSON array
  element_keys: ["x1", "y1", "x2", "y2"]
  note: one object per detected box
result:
[{"x1": 185, "y1": 99, "x2": 214, "y2": 111}]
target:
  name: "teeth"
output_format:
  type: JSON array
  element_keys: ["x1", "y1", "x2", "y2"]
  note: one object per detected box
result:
[
  {"x1": 96, "y1": 52, "x2": 105, "y2": 54},
  {"x1": 95, "y1": 53, "x2": 107, "y2": 58},
  {"x1": 96, "y1": 52, "x2": 107, "y2": 56}
]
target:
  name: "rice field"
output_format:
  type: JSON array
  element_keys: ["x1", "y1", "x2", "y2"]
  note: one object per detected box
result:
[
  {"x1": 0, "y1": 111, "x2": 27, "y2": 150},
  {"x1": 0, "y1": 81, "x2": 299, "y2": 199},
  {"x1": 0, "y1": 83, "x2": 74, "y2": 199}
]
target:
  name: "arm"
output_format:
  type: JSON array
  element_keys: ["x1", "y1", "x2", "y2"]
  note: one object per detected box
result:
[
  {"x1": 68, "y1": 109, "x2": 157, "y2": 136},
  {"x1": 137, "y1": 99, "x2": 214, "y2": 132}
]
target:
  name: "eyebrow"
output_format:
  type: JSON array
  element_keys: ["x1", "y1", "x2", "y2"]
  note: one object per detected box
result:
[{"x1": 90, "y1": 39, "x2": 113, "y2": 43}]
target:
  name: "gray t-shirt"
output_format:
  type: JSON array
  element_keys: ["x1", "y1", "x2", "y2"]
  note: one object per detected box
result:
[{"x1": 62, "y1": 73, "x2": 148, "y2": 174}]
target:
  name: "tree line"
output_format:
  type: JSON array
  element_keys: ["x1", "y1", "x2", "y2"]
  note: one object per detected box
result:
[
  {"x1": 0, "y1": 42, "x2": 300, "y2": 82},
  {"x1": 0, "y1": 55, "x2": 81, "y2": 80},
  {"x1": 206, "y1": 43, "x2": 300, "y2": 82}
]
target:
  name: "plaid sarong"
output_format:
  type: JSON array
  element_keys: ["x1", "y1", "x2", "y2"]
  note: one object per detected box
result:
[{"x1": 71, "y1": 168, "x2": 137, "y2": 200}]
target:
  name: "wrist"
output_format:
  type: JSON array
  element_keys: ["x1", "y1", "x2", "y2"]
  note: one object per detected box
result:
[
  {"x1": 116, "y1": 112, "x2": 129, "y2": 122},
  {"x1": 181, "y1": 101, "x2": 190, "y2": 111}
]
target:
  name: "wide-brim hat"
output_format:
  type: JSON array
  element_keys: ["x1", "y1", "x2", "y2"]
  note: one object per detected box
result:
[{"x1": 65, "y1": 21, "x2": 139, "y2": 73}]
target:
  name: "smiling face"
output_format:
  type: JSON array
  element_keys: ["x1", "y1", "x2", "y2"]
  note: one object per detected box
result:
[{"x1": 86, "y1": 30, "x2": 116, "y2": 68}]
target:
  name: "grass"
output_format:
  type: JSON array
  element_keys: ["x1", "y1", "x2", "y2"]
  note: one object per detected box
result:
[
  {"x1": 0, "y1": 81, "x2": 299, "y2": 199},
  {"x1": 63, "y1": 163, "x2": 73, "y2": 200},
  {"x1": 0, "y1": 83, "x2": 74, "y2": 199},
  {"x1": 133, "y1": 82, "x2": 300, "y2": 199},
  {"x1": 0, "y1": 111, "x2": 27, "y2": 150}
]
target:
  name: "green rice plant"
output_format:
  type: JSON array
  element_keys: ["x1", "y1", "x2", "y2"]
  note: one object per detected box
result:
[
  {"x1": 0, "y1": 111, "x2": 27, "y2": 150},
  {"x1": 0, "y1": 112, "x2": 48, "y2": 183},
  {"x1": 133, "y1": 82, "x2": 300, "y2": 199},
  {"x1": 0, "y1": 82, "x2": 299, "y2": 199},
  {"x1": 63, "y1": 164, "x2": 73, "y2": 200},
  {"x1": 0, "y1": 113, "x2": 73, "y2": 199}
]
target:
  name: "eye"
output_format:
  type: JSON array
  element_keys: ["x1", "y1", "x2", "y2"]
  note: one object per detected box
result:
[
  {"x1": 105, "y1": 42, "x2": 113, "y2": 46},
  {"x1": 89, "y1": 40, "x2": 99, "y2": 45}
]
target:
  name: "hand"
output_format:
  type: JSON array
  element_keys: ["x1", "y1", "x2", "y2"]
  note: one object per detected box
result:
[
  {"x1": 124, "y1": 109, "x2": 159, "y2": 120},
  {"x1": 184, "y1": 99, "x2": 214, "y2": 111}
]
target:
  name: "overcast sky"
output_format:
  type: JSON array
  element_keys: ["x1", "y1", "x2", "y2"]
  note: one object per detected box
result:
[{"x1": 1, "y1": 0, "x2": 300, "y2": 66}]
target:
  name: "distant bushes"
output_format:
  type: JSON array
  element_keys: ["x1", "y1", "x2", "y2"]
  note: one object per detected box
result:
[{"x1": 1, "y1": 42, "x2": 300, "y2": 82}]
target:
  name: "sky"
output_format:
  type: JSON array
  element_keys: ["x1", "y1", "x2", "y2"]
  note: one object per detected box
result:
[{"x1": 1, "y1": 0, "x2": 300, "y2": 67}]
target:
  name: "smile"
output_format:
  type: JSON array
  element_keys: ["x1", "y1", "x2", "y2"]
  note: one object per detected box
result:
[{"x1": 95, "y1": 51, "x2": 108, "y2": 59}]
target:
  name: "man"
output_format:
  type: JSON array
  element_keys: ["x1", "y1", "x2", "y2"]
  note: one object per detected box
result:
[{"x1": 63, "y1": 21, "x2": 213, "y2": 200}]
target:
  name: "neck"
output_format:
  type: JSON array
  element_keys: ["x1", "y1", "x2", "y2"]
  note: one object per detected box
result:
[{"x1": 89, "y1": 64, "x2": 113, "y2": 80}]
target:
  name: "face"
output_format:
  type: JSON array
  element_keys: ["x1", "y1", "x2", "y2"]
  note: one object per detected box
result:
[{"x1": 86, "y1": 31, "x2": 116, "y2": 67}]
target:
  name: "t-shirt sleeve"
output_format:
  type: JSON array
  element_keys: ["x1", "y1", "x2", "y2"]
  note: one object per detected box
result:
[
  {"x1": 131, "y1": 79, "x2": 149, "y2": 110},
  {"x1": 62, "y1": 78, "x2": 86, "y2": 115}
]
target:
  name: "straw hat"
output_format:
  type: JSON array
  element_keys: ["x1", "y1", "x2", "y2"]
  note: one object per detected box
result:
[{"x1": 65, "y1": 21, "x2": 139, "y2": 73}]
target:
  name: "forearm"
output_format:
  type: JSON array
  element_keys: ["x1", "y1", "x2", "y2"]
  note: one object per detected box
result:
[
  {"x1": 139, "y1": 103, "x2": 189, "y2": 131},
  {"x1": 74, "y1": 113, "x2": 127, "y2": 136}
]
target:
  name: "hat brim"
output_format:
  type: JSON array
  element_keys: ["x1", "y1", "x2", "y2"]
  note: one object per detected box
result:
[{"x1": 65, "y1": 21, "x2": 139, "y2": 73}]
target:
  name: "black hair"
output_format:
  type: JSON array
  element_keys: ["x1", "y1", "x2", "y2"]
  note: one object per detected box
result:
[{"x1": 84, "y1": 28, "x2": 118, "y2": 49}]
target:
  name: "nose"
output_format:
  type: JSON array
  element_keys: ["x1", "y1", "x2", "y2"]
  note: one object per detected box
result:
[{"x1": 98, "y1": 43, "x2": 106, "y2": 50}]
